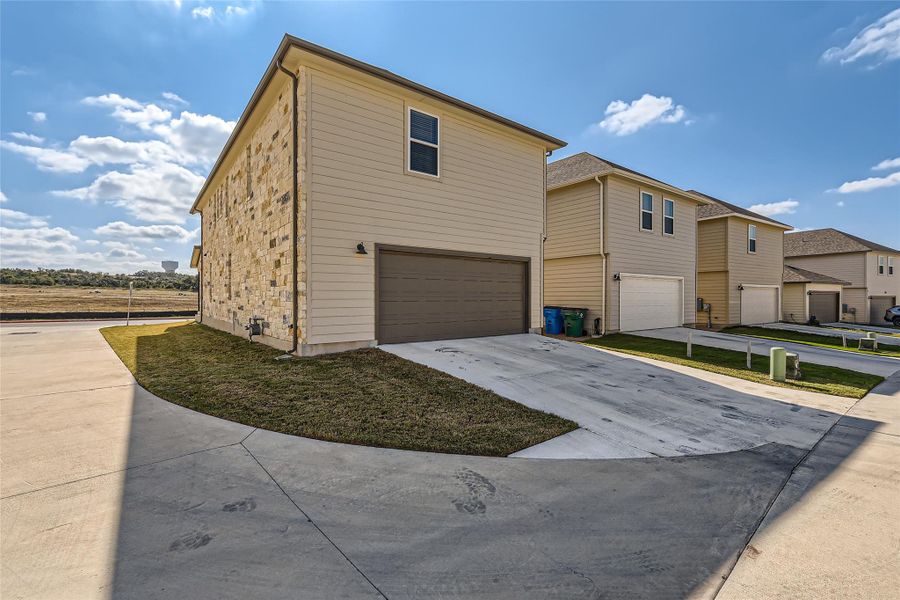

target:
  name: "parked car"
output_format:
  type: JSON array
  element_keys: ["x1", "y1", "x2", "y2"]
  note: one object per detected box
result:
[{"x1": 885, "y1": 305, "x2": 900, "y2": 326}]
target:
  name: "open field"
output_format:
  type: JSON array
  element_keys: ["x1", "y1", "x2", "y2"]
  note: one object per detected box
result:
[{"x1": 0, "y1": 284, "x2": 197, "y2": 316}]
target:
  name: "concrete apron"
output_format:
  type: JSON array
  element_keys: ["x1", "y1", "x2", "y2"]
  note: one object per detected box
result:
[
  {"x1": 382, "y1": 334, "x2": 857, "y2": 459},
  {"x1": 1, "y1": 322, "x2": 894, "y2": 599}
]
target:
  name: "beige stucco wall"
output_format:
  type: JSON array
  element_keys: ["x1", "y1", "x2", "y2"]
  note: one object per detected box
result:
[
  {"x1": 304, "y1": 66, "x2": 547, "y2": 347},
  {"x1": 604, "y1": 174, "x2": 698, "y2": 331},
  {"x1": 199, "y1": 74, "x2": 305, "y2": 350},
  {"x1": 545, "y1": 180, "x2": 601, "y2": 259}
]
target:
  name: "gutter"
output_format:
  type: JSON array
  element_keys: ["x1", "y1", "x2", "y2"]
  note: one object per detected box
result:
[
  {"x1": 276, "y1": 60, "x2": 300, "y2": 355},
  {"x1": 595, "y1": 175, "x2": 607, "y2": 336}
]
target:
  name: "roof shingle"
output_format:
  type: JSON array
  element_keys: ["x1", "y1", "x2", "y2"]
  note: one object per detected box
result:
[
  {"x1": 784, "y1": 228, "x2": 899, "y2": 257},
  {"x1": 691, "y1": 190, "x2": 792, "y2": 228},
  {"x1": 783, "y1": 265, "x2": 849, "y2": 285},
  {"x1": 547, "y1": 152, "x2": 689, "y2": 194}
]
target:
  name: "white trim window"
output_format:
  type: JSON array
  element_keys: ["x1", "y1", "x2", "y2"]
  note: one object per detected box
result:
[
  {"x1": 748, "y1": 224, "x2": 757, "y2": 253},
  {"x1": 408, "y1": 107, "x2": 439, "y2": 177},
  {"x1": 889, "y1": 257, "x2": 895, "y2": 275},
  {"x1": 640, "y1": 191, "x2": 654, "y2": 231},
  {"x1": 878, "y1": 255, "x2": 885, "y2": 275},
  {"x1": 663, "y1": 198, "x2": 675, "y2": 236}
]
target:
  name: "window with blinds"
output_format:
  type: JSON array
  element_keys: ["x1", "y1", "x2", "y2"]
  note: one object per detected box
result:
[{"x1": 408, "y1": 108, "x2": 439, "y2": 176}]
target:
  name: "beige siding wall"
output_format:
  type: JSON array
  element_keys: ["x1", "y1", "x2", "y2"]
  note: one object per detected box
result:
[
  {"x1": 782, "y1": 283, "x2": 806, "y2": 322},
  {"x1": 199, "y1": 76, "x2": 303, "y2": 350},
  {"x1": 785, "y1": 253, "x2": 866, "y2": 287},
  {"x1": 841, "y1": 287, "x2": 868, "y2": 323},
  {"x1": 306, "y1": 67, "x2": 546, "y2": 346},
  {"x1": 604, "y1": 174, "x2": 698, "y2": 331},
  {"x1": 697, "y1": 219, "x2": 727, "y2": 273},
  {"x1": 544, "y1": 255, "x2": 604, "y2": 334},
  {"x1": 727, "y1": 218, "x2": 784, "y2": 323},
  {"x1": 866, "y1": 251, "x2": 900, "y2": 299},
  {"x1": 545, "y1": 181, "x2": 601, "y2": 259},
  {"x1": 697, "y1": 271, "x2": 728, "y2": 327}
]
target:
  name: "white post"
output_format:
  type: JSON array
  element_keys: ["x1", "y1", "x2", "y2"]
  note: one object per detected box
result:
[
  {"x1": 842, "y1": 334, "x2": 847, "y2": 347},
  {"x1": 746, "y1": 340, "x2": 752, "y2": 369},
  {"x1": 126, "y1": 281, "x2": 133, "y2": 326},
  {"x1": 687, "y1": 331, "x2": 693, "y2": 358}
]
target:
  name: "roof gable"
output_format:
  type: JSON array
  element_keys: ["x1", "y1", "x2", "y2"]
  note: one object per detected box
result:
[
  {"x1": 783, "y1": 265, "x2": 849, "y2": 285},
  {"x1": 691, "y1": 190, "x2": 792, "y2": 229},
  {"x1": 784, "y1": 228, "x2": 899, "y2": 257}
]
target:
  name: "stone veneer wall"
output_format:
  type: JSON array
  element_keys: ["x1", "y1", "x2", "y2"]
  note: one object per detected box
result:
[{"x1": 201, "y1": 68, "x2": 307, "y2": 348}]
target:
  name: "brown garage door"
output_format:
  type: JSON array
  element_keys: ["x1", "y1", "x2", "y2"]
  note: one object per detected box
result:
[
  {"x1": 377, "y1": 249, "x2": 528, "y2": 344},
  {"x1": 808, "y1": 292, "x2": 838, "y2": 323},
  {"x1": 870, "y1": 295, "x2": 896, "y2": 325}
]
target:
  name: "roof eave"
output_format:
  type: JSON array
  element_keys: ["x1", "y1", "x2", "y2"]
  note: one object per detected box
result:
[
  {"x1": 698, "y1": 213, "x2": 793, "y2": 230},
  {"x1": 549, "y1": 168, "x2": 711, "y2": 204}
]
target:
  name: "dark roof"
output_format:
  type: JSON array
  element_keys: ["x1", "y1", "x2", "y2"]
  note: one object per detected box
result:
[
  {"x1": 783, "y1": 265, "x2": 849, "y2": 285},
  {"x1": 691, "y1": 190, "x2": 792, "y2": 228},
  {"x1": 547, "y1": 152, "x2": 698, "y2": 200},
  {"x1": 192, "y1": 35, "x2": 566, "y2": 213},
  {"x1": 784, "y1": 228, "x2": 899, "y2": 257}
]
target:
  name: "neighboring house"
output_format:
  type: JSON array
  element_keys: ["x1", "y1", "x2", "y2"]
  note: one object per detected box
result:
[
  {"x1": 784, "y1": 228, "x2": 900, "y2": 324},
  {"x1": 190, "y1": 35, "x2": 565, "y2": 355},
  {"x1": 782, "y1": 265, "x2": 848, "y2": 324},
  {"x1": 692, "y1": 191, "x2": 792, "y2": 327},
  {"x1": 544, "y1": 152, "x2": 708, "y2": 334}
]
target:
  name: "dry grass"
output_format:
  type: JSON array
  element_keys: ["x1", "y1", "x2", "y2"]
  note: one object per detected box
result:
[
  {"x1": 0, "y1": 284, "x2": 197, "y2": 315},
  {"x1": 101, "y1": 321, "x2": 577, "y2": 457}
]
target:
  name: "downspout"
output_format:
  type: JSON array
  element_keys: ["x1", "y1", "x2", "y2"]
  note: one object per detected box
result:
[
  {"x1": 543, "y1": 150, "x2": 552, "y2": 331},
  {"x1": 595, "y1": 175, "x2": 607, "y2": 335},
  {"x1": 276, "y1": 60, "x2": 300, "y2": 355}
]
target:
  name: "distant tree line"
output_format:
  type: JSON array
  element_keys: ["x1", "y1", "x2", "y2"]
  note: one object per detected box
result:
[{"x1": 0, "y1": 268, "x2": 198, "y2": 291}]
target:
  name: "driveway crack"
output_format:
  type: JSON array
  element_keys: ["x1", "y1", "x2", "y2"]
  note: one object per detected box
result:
[{"x1": 240, "y1": 441, "x2": 388, "y2": 599}]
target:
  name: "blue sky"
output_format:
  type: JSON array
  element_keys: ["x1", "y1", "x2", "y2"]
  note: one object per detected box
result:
[{"x1": 2, "y1": 1, "x2": 898, "y2": 274}]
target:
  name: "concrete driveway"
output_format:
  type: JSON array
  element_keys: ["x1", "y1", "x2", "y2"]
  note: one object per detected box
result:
[
  {"x1": 382, "y1": 334, "x2": 856, "y2": 459},
  {"x1": 629, "y1": 327, "x2": 900, "y2": 377},
  {"x1": 2, "y1": 321, "x2": 898, "y2": 599}
]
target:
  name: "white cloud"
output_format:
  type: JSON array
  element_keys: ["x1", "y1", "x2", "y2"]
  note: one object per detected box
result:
[
  {"x1": 9, "y1": 132, "x2": 45, "y2": 144},
  {"x1": 0, "y1": 225, "x2": 79, "y2": 254},
  {"x1": 747, "y1": 199, "x2": 800, "y2": 217},
  {"x1": 225, "y1": 5, "x2": 249, "y2": 16},
  {"x1": 822, "y1": 8, "x2": 900, "y2": 66},
  {"x1": 0, "y1": 208, "x2": 49, "y2": 227},
  {"x1": 837, "y1": 200, "x2": 845, "y2": 207},
  {"x1": 95, "y1": 220, "x2": 197, "y2": 242},
  {"x1": 69, "y1": 135, "x2": 180, "y2": 166},
  {"x1": 83, "y1": 239, "x2": 101, "y2": 246},
  {"x1": 830, "y1": 171, "x2": 900, "y2": 193},
  {"x1": 161, "y1": 91, "x2": 188, "y2": 105},
  {"x1": 11, "y1": 67, "x2": 36, "y2": 77},
  {"x1": 152, "y1": 111, "x2": 235, "y2": 166},
  {"x1": 192, "y1": 6, "x2": 214, "y2": 19},
  {"x1": 83, "y1": 93, "x2": 171, "y2": 130},
  {"x1": 0, "y1": 191, "x2": 7, "y2": 203},
  {"x1": 873, "y1": 157, "x2": 900, "y2": 171},
  {"x1": 594, "y1": 94, "x2": 687, "y2": 136},
  {"x1": 28, "y1": 111, "x2": 47, "y2": 123},
  {"x1": 0, "y1": 140, "x2": 91, "y2": 173},
  {"x1": 53, "y1": 162, "x2": 205, "y2": 223}
]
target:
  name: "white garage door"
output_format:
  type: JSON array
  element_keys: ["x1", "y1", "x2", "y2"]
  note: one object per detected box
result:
[
  {"x1": 620, "y1": 275, "x2": 683, "y2": 331},
  {"x1": 740, "y1": 286, "x2": 779, "y2": 325}
]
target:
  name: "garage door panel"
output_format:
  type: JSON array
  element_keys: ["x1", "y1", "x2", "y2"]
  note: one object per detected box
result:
[
  {"x1": 620, "y1": 276, "x2": 683, "y2": 331},
  {"x1": 870, "y1": 296, "x2": 896, "y2": 325},
  {"x1": 808, "y1": 292, "x2": 838, "y2": 323},
  {"x1": 378, "y1": 250, "x2": 527, "y2": 344},
  {"x1": 740, "y1": 287, "x2": 779, "y2": 325}
]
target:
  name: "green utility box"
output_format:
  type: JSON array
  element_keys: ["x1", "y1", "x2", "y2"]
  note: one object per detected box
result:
[{"x1": 562, "y1": 308, "x2": 586, "y2": 337}]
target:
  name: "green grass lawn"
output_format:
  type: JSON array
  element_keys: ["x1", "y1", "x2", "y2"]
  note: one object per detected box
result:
[
  {"x1": 724, "y1": 326, "x2": 900, "y2": 358},
  {"x1": 823, "y1": 324, "x2": 900, "y2": 338},
  {"x1": 583, "y1": 334, "x2": 882, "y2": 399},
  {"x1": 101, "y1": 321, "x2": 576, "y2": 457}
]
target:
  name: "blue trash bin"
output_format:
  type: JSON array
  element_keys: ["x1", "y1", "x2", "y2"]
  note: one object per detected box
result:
[{"x1": 543, "y1": 306, "x2": 563, "y2": 334}]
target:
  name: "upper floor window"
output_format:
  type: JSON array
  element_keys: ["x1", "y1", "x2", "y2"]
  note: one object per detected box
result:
[
  {"x1": 408, "y1": 108, "x2": 439, "y2": 177},
  {"x1": 663, "y1": 198, "x2": 675, "y2": 236},
  {"x1": 748, "y1": 224, "x2": 757, "y2": 253},
  {"x1": 878, "y1": 255, "x2": 885, "y2": 275},
  {"x1": 890, "y1": 257, "x2": 895, "y2": 275},
  {"x1": 640, "y1": 192, "x2": 654, "y2": 231}
]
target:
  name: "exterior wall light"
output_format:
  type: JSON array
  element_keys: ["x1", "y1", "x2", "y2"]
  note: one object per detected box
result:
[{"x1": 356, "y1": 242, "x2": 368, "y2": 255}]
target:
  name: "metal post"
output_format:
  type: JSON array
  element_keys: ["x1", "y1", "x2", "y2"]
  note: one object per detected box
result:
[
  {"x1": 687, "y1": 331, "x2": 692, "y2": 358},
  {"x1": 126, "y1": 281, "x2": 133, "y2": 326},
  {"x1": 746, "y1": 340, "x2": 752, "y2": 369}
]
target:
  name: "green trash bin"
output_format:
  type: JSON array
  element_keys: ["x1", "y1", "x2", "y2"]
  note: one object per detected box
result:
[{"x1": 562, "y1": 308, "x2": 586, "y2": 337}]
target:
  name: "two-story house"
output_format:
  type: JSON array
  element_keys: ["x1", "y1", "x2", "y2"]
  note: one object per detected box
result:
[
  {"x1": 543, "y1": 153, "x2": 708, "y2": 334},
  {"x1": 190, "y1": 35, "x2": 565, "y2": 355},
  {"x1": 692, "y1": 191, "x2": 792, "y2": 327},
  {"x1": 784, "y1": 228, "x2": 900, "y2": 324}
]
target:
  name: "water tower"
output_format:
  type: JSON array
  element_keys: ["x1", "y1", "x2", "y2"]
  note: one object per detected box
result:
[{"x1": 161, "y1": 260, "x2": 178, "y2": 273}]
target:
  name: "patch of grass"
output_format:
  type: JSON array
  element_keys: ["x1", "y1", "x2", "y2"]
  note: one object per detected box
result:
[
  {"x1": 724, "y1": 326, "x2": 900, "y2": 358},
  {"x1": 0, "y1": 284, "x2": 197, "y2": 315},
  {"x1": 101, "y1": 321, "x2": 576, "y2": 457},
  {"x1": 583, "y1": 334, "x2": 882, "y2": 399}
]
